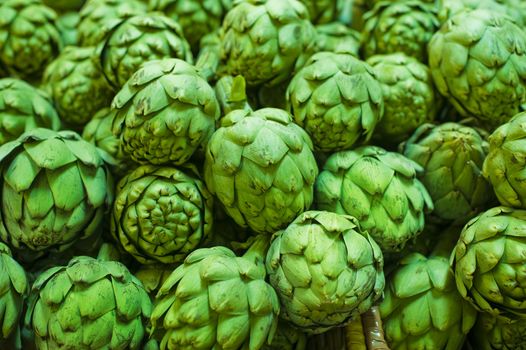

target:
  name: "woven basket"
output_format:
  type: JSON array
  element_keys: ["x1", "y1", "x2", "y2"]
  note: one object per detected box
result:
[{"x1": 306, "y1": 307, "x2": 391, "y2": 350}]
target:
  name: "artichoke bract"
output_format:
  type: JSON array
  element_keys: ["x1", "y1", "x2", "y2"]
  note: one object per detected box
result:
[
  {"x1": 451, "y1": 206, "x2": 526, "y2": 321},
  {"x1": 214, "y1": 75, "x2": 252, "y2": 118},
  {"x1": 469, "y1": 312, "x2": 526, "y2": 350},
  {"x1": 43, "y1": 46, "x2": 114, "y2": 127},
  {"x1": 111, "y1": 165, "x2": 214, "y2": 265},
  {"x1": 0, "y1": 128, "x2": 114, "y2": 254},
  {"x1": 112, "y1": 58, "x2": 220, "y2": 166},
  {"x1": 367, "y1": 53, "x2": 440, "y2": 145},
  {"x1": 100, "y1": 13, "x2": 193, "y2": 89},
  {"x1": 26, "y1": 256, "x2": 152, "y2": 350},
  {"x1": 401, "y1": 122, "x2": 493, "y2": 223},
  {"x1": 286, "y1": 52, "x2": 384, "y2": 152},
  {"x1": 151, "y1": 236, "x2": 280, "y2": 350},
  {"x1": 266, "y1": 211, "x2": 385, "y2": 334},
  {"x1": 315, "y1": 146, "x2": 433, "y2": 253},
  {"x1": 428, "y1": 9, "x2": 526, "y2": 130},
  {"x1": 0, "y1": 79, "x2": 61, "y2": 145},
  {"x1": 56, "y1": 12, "x2": 80, "y2": 47},
  {"x1": 221, "y1": 0, "x2": 316, "y2": 87},
  {"x1": 204, "y1": 108, "x2": 318, "y2": 234},
  {"x1": 0, "y1": 0, "x2": 62, "y2": 80}
]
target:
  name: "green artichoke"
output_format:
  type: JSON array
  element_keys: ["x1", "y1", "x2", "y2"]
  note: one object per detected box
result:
[
  {"x1": 0, "y1": 78, "x2": 61, "y2": 145},
  {"x1": 469, "y1": 312, "x2": 526, "y2": 349},
  {"x1": 266, "y1": 211, "x2": 385, "y2": 334},
  {"x1": 111, "y1": 165, "x2": 214, "y2": 265},
  {"x1": 100, "y1": 13, "x2": 193, "y2": 89},
  {"x1": 26, "y1": 255, "x2": 152, "y2": 349},
  {"x1": 151, "y1": 236, "x2": 280, "y2": 350},
  {"x1": 56, "y1": 12, "x2": 79, "y2": 47},
  {"x1": 0, "y1": 128, "x2": 114, "y2": 255},
  {"x1": 0, "y1": 0, "x2": 62, "y2": 80},
  {"x1": 262, "y1": 320, "x2": 307, "y2": 350},
  {"x1": 451, "y1": 206, "x2": 526, "y2": 321},
  {"x1": 313, "y1": 22, "x2": 361, "y2": 57},
  {"x1": 112, "y1": 58, "x2": 220, "y2": 166},
  {"x1": 286, "y1": 52, "x2": 384, "y2": 152},
  {"x1": 314, "y1": 146, "x2": 434, "y2": 253},
  {"x1": 220, "y1": 0, "x2": 316, "y2": 87},
  {"x1": 43, "y1": 46, "x2": 114, "y2": 127},
  {"x1": 483, "y1": 112, "x2": 526, "y2": 209},
  {"x1": 204, "y1": 108, "x2": 319, "y2": 234},
  {"x1": 367, "y1": 53, "x2": 441, "y2": 145},
  {"x1": 361, "y1": 1, "x2": 439, "y2": 62},
  {"x1": 401, "y1": 122, "x2": 493, "y2": 223},
  {"x1": 42, "y1": 0, "x2": 85, "y2": 12},
  {"x1": 428, "y1": 9, "x2": 526, "y2": 130}
]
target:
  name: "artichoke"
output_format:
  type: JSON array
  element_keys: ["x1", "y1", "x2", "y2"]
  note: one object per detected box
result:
[
  {"x1": 111, "y1": 165, "x2": 214, "y2": 265},
  {"x1": 401, "y1": 122, "x2": 493, "y2": 223},
  {"x1": 361, "y1": 1, "x2": 439, "y2": 62},
  {"x1": 313, "y1": 22, "x2": 361, "y2": 57},
  {"x1": 0, "y1": 78, "x2": 61, "y2": 145},
  {"x1": 286, "y1": 52, "x2": 384, "y2": 152},
  {"x1": 469, "y1": 312, "x2": 526, "y2": 349},
  {"x1": 428, "y1": 9, "x2": 526, "y2": 130},
  {"x1": 220, "y1": 0, "x2": 316, "y2": 87},
  {"x1": 25, "y1": 255, "x2": 152, "y2": 349},
  {"x1": 150, "y1": 236, "x2": 280, "y2": 350},
  {"x1": 204, "y1": 108, "x2": 318, "y2": 234},
  {"x1": 43, "y1": 46, "x2": 114, "y2": 127},
  {"x1": 0, "y1": 128, "x2": 114, "y2": 255},
  {"x1": 314, "y1": 146, "x2": 434, "y2": 253},
  {"x1": 100, "y1": 13, "x2": 193, "y2": 89},
  {"x1": 367, "y1": 53, "x2": 441, "y2": 145},
  {"x1": 112, "y1": 58, "x2": 219, "y2": 166},
  {"x1": 451, "y1": 206, "x2": 526, "y2": 321},
  {"x1": 266, "y1": 211, "x2": 385, "y2": 334},
  {"x1": 0, "y1": 0, "x2": 62, "y2": 80}
]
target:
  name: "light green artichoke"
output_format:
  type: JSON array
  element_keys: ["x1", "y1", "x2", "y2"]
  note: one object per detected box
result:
[
  {"x1": 221, "y1": 0, "x2": 316, "y2": 87},
  {"x1": 0, "y1": 79, "x2": 61, "y2": 145},
  {"x1": 112, "y1": 58, "x2": 219, "y2": 166},
  {"x1": 401, "y1": 122, "x2": 493, "y2": 223},
  {"x1": 266, "y1": 211, "x2": 385, "y2": 334},
  {"x1": 262, "y1": 320, "x2": 307, "y2": 350},
  {"x1": 367, "y1": 53, "x2": 441, "y2": 145},
  {"x1": 42, "y1": 0, "x2": 85, "y2": 12},
  {"x1": 111, "y1": 165, "x2": 214, "y2": 265},
  {"x1": 313, "y1": 22, "x2": 361, "y2": 57},
  {"x1": 204, "y1": 108, "x2": 319, "y2": 234},
  {"x1": 56, "y1": 12, "x2": 79, "y2": 47},
  {"x1": 428, "y1": 9, "x2": 526, "y2": 130},
  {"x1": 361, "y1": 1, "x2": 439, "y2": 62},
  {"x1": 26, "y1": 255, "x2": 152, "y2": 349},
  {"x1": 451, "y1": 206, "x2": 526, "y2": 321},
  {"x1": 0, "y1": 0, "x2": 62, "y2": 80},
  {"x1": 483, "y1": 112, "x2": 526, "y2": 209},
  {"x1": 469, "y1": 312, "x2": 526, "y2": 349},
  {"x1": 100, "y1": 13, "x2": 193, "y2": 89},
  {"x1": 315, "y1": 146, "x2": 434, "y2": 253},
  {"x1": 0, "y1": 128, "x2": 114, "y2": 255},
  {"x1": 151, "y1": 236, "x2": 280, "y2": 350},
  {"x1": 286, "y1": 52, "x2": 384, "y2": 152},
  {"x1": 43, "y1": 46, "x2": 114, "y2": 127}
]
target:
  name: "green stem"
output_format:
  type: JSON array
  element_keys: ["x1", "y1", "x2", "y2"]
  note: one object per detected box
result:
[{"x1": 96, "y1": 243, "x2": 121, "y2": 262}]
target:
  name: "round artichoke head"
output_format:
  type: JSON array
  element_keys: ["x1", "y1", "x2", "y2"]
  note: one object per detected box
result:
[
  {"x1": 469, "y1": 312, "x2": 526, "y2": 349},
  {"x1": 26, "y1": 255, "x2": 152, "y2": 349},
  {"x1": 286, "y1": 52, "x2": 384, "y2": 152},
  {"x1": 220, "y1": 0, "x2": 316, "y2": 87},
  {"x1": 112, "y1": 58, "x2": 220, "y2": 166},
  {"x1": 451, "y1": 206, "x2": 526, "y2": 321},
  {"x1": 204, "y1": 108, "x2": 319, "y2": 234},
  {"x1": 428, "y1": 9, "x2": 526, "y2": 129},
  {"x1": 266, "y1": 211, "x2": 385, "y2": 334},
  {"x1": 315, "y1": 146, "x2": 434, "y2": 253}
]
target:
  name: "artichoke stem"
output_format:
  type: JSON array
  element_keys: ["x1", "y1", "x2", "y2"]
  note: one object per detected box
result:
[
  {"x1": 346, "y1": 318, "x2": 367, "y2": 350},
  {"x1": 96, "y1": 243, "x2": 121, "y2": 262},
  {"x1": 361, "y1": 307, "x2": 390, "y2": 350}
]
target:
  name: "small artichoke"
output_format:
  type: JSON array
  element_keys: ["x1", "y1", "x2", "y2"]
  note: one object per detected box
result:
[
  {"x1": 314, "y1": 146, "x2": 434, "y2": 253},
  {"x1": 266, "y1": 211, "x2": 385, "y2": 334},
  {"x1": 286, "y1": 52, "x2": 384, "y2": 152},
  {"x1": 204, "y1": 108, "x2": 319, "y2": 234},
  {"x1": 112, "y1": 58, "x2": 220, "y2": 166},
  {"x1": 469, "y1": 312, "x2": 526, "y2": 349}
]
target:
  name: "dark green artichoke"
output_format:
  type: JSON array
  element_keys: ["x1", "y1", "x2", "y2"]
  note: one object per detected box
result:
[{"x1": 469, "y1": 312, "x2": 526, "y2": 349}]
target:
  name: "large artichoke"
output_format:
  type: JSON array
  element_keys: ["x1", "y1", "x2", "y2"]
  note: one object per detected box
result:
[
  {"x1": 428, "y1": 9, "x2": 526, "y2": 130},
  {"x1": 314, "y1": 146, "x2": 434, "y2": 253},
  {"x1": 220, "y1": 0, "x2": 316, "y2": 87},
  {"x1": 204, "y1": 108, "x2": 318, "y2": 234},
  {"x1": 469, "y1": 312, "x2": 526, "y2": 349},
  {"x1": 266, "y1": 211, "x2": 385, "y2": 334},
  {"x1": 286, "y1": 52, "x2": 383, "y2": 152},
  {"x1": 112, "y1": 58, "x2": 219, "y2": 166}
]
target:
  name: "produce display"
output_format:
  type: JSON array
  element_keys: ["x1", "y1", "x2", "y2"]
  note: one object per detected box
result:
[{"x1": 2, "y1": 0, "x2": 526, "y2": 349}]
